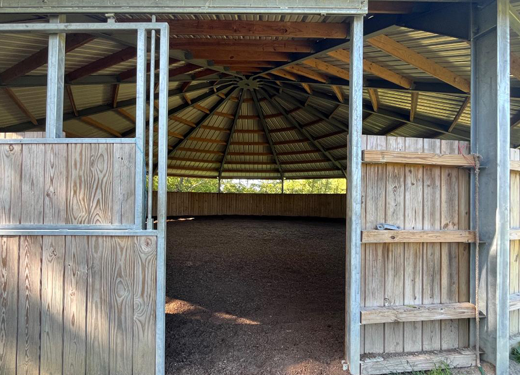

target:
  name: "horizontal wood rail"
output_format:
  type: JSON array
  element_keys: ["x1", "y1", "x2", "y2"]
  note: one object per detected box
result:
[
  {"x1": 361, "y1": 230, "x2": 476, "y2": 243},
  {"x1": 510, "y1": 293, "x2": 520, "y2": 311},
  {"x1": 362, "y1": 150, "x2": 477, "y2": 167},
  {"x1": 512, "y1": 160, "x2": 520, "y2": 171},
  {"x1": 361, "y1": 302, "x2": 482, "y2": 325},
  {"x1": 360, "y1": 349, "x2": 478, "y2": 375}
]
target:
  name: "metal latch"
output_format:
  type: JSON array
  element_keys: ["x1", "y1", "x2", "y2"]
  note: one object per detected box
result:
[{"x1": 376, "y1": 223, "x2": 401, "y2": 230}]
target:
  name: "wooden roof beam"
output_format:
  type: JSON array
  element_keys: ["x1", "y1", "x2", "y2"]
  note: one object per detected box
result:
[
  {"x1": 332, "y1": 86, "x2": 344, "y2": 103},
  {"x1": 161, "y1": 19, "x2": 348, "y2": 39},
  {"x1": 410, "y1": 92, "x2": 419, "y2": 121},
  {"x1": 302, "y1": 59, "x2": 350, "y2": 81},
  {"x1": 65, "y1": 86, "x2": 79, "y2": 117},
  {"x1": 285, "y1": 65, "x2": 329, "y2": 83},
  {"x1": 67, "y1": 46, "x2": 137, "y2": 82},
  {"x1": 367, "y1": 88, "x2": 379, "y2": 112},
  {"x1": 219, "y1": 91, "x2": 245, "y2": 177},
  {"x1": 190, "y1": 50, "x2": 290, "y2": 62},
  {"x1": 0, "y1": 33, "x2": 94, "y2": 84},
  {"x1": 3, "y1": 88, "x2": 38, "y2": 126},
  {"x1": 328, "y1": 49, "x2": 413, "y2": 89},
  {"x1": 80, "y1": 116, "x2": 122, "y2": 137},
  {"x1": 449, "y1": 97, "x2": 470, "y2": 132},
  {"x1": 367, "y1": 35, "x2": 470, "y2": 92},
  {"x1": 170, "y1": 39, "x2": 314, "y2": 53}
]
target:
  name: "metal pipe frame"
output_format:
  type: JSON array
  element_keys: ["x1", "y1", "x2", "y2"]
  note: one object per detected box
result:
[
  {"x1": 344, "y1": 15, "x2": 363, "y2": 375},
  {"x1": 135, "y1": 28, "x2": 147, "y2": 229},
  {"x1": 470, "y1": 0, "x2": 510, "y2": 373},
  {"x1": 147, "y1": 18, "x2": 157, "y2": 230}
]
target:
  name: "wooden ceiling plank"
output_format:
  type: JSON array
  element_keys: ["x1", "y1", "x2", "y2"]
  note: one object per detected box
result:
[
  {"x1": 161, "y1": 19, "x2": 348, "y2": 39},
  {"x1": 367, "y1": 35, "x2": 470, "y2": 92},
  {"x1": 328, "y1": 49, "x2": 413, "y2": 89},
  {"x1": 212, "y1": 60, "x2": 276, "y2": 68}
]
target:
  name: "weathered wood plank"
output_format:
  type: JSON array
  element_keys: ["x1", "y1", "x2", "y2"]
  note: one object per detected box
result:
[
  {"x1": 89, "y1": 144, "x2": 113, "y2": 224},
  {"x1": 133, "y1": 236, "x2": 157, "y2": 375},
  {"x1": 63, "y1": 236, "x2": 88, "y2": 375},
  {"x1": 361, "y1": 303, "x2": 479, "y2": 324},
  {"x1": 0, "y1": 144, "x2": 22, "y2": 225},
  {"x1": 44, "y1": 144, "x2": 68, "y2": 224},
  {"x1": 41, "y1": 236, "x2": 65, "y2": 375},
  {"x1": 110, "y1": 236, "x2": 134, "y2": 375},
  {"x1": 403, "y1": 138, "x2": 423, "y2": 352},
  {"x1": 361, "y1": 230, "x2": 476, "y2": 243},
  {"x1": 422, "y1": 138, "x2": 442, "y2": 351},
  {"x1": 384, "y1": 136, "x2": 405, "y2": 353},
  {"x1": 0, "y1": 237, "x2": 19, "y2": 374},
  {"x1": 21, "y1": 144, "x2": 45, "y2": 224},
  {"x1": 440, "y1": 140, "x2": 459, "y2": 350},
  {"x1": 361, "y1": 349, "x2": 477, "y2": 375},
  {"x1": 67, "y1": 144, "x2": 91, "y2": 224},
  {"x1": 363, "y1": 150, "x2": 476, "y2": 167},
  {"x1": 87, "y1": 236, "x2": 111, "y2": 375},
  {"x1": 112, "y1": 144, "x2": 136, "y2": 224},
  {"x1": 363, "y1": 135, "x2": 386, "y2": 353},
  {"x1": 16, "y1": 235, "x2": 42, "y2": 375},
  {"x1": 510, "y1": 293, "x2": 520, "y2": 311}
]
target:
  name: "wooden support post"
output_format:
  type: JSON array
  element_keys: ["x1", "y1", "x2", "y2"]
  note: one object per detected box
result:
[
  {"x1": 46, "y1": 15, "x2": 66, "y2": 138},
  {"x1": 471, "y1": 0, "x2": 510, "y2": 372},
  {"x1": 345, "y1": 15, "x2": 363, "y2": 375}
]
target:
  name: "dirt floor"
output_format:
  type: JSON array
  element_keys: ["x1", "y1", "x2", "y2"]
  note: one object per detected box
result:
[{"x1": 165, "y1": 216, "x2": 346, "y2": 375}]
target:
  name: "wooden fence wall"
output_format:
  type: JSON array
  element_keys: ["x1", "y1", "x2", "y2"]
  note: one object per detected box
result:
[
  {"x1": 155, "y1": 192, "x2": 346, "y2": 218},
  {"x1": 0, "y1": 136, "x2": 136, "y2": 226},
  {"x1": 0, "y1": 235, "x2": 156, "y2": 375},
  {"x1": 360, "y1": 136, "x2": 471, "y2": 355}
]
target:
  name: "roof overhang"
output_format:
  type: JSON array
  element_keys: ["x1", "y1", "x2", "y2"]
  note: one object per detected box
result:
[{"x1": 0, "y1": 0, "x2": 368, "y2": 15}]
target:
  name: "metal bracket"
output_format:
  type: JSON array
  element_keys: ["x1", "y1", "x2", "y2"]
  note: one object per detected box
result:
[
  {"x1": 376, "y1": 223, "x2": 401, "y2": 230},
  {"x1": 341, "y1": 360, "x2": 349, "y2": 371}
]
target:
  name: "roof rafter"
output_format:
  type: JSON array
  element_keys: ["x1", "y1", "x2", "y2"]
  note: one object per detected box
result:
[
  {"x1": 252, "y1": 90, "x2": 285, "y2": 177},
  {"x1": 219, "y1": 90, "x2": 245, "y2": 178},
  {"x1": 367, "y1": 34, "x2": 470, "y2": 92},
  {"x1": 260, "y1": 88, "x2": 345, "y2": 175},
  {"x1": 3, "y1": 87, "x2": 37, "y2": 126}
]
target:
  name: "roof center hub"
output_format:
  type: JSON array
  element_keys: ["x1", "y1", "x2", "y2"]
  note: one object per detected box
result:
[{"x1": 237, "y1": 78, "x2": 259, "y2": 90}]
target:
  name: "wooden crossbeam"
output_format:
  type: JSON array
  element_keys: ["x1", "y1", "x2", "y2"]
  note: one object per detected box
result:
[
  {"x1": 170, "y1": 115, "x2": 197, "y2": 127},
  {"x1": 0, "y1": 33, "x2": 94, "y2": 84},
  {"x1": 65, "y1": 86, "x2": 79, "y2": 117},
  {"x1": 231, "y1": 141, "x2": 269, "y2": 146},
  {"x1": 3, "y1": 88, "x2": 38, "y2": 125},
  {"x1": 363, "y1": 150, "x2": 476, "y2": 167},
  {"x1": 449, "y1": 97, "x2": 470, "y2": 132},
  {"x1": 285, "y1": 65, "x2": 329, "y2": 83},
  {"x1": 154, "y1": 126, "x2": 184, "y2": 139},
  {"x1": 169, "y1": 157, "x2": 220, "y2": 164},
  {"x1": 177, "y1": 147, "x2": 223, "y2": 155},
  {"x1": 281, "y1": 159, "x2": 331, "y2": 165},
  {"x1": 510, "y1": 293, "x2": 520, "y2": 311},
  {"x1": 228, "y1": 151, "x2": 273, "y2": 156},
  {"x1": 302, "y1": 58, "x2": 350, "y2": 81},
  {"x1": 115, "y1": 108, "x2": 135, "y2": 123},
  {"x1": 367, "y1": 88, "x2": 379, "y2": 112},
  {"x1": 170, "y1": 39, "x2": 314, "y2": 53},
  {"x1": 331, "y1": 86, "x2": 344, "y2": 102},
  {"x1": 272, "y1": 69, "x2": 299, "y2": 81},
  {"x1": 189, "y1": 137, "x2": 226, "y2": 145},
  {"x1": 160, "y1": 19, "x2": 348, "y2": 39},
  {"x1": 301, "y1": 83, "x2": 312, "y2": 94},
  {"x1": 169, "y1": 63, "x2": 201, "y2": 77},
  {"x1": 328, "y1": 49, "x2": 413, "y2": 89},
  {"x1": 361, "y1": 302, "x2": 480, "y2": 324},
  {"x1": 269, "y1": 126, "x2": 298, "y2": 134},
  {"x1": 361, "y1": 230, "x2": 476, "y2": 243},
  {"x1": 200, "y1": 125, "x2": 230, "y2": 133},
  {"x1": 190, "y1": 50, "x2": 290, "y2": 62},
  {"x1": 273, "y1": 138, "x2": 310, "y2": 146},
  {"x1": 80, "y1": 116, "x2": 122, "y2": 137},
  {"x1": 367, "y1": 35, "x2": 470, "y2": 92},
  {"x1": 212, "y1": 60, "x2": 276, "y2": 68},
  {"x1": 511, "y1": 160, "x2": 520, "y2": 172},
  {"x1": 410, "y1": 92, "x2": 419, "y2": 121},
  {"x1": 67, "y1": 47, "x2": 136, "y2": 82}
]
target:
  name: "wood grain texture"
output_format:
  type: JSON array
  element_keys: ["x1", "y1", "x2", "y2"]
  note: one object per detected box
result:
[
  {"x1": 44, "y1": 144, "x2": 68, "y2": 224},
  {"x1": 0, "y1": 144, "x2": 22, "y2": 224},
  {"x1": 16, "y1": 235, "x2": 42, "y2": 375},
  {"x1": 40, "y1": 236, "x2": 65, "y2": 375},
  {"x1": 21, "y1": 144, "x2": 45, "y2": 224},
  {"x1": 0, "y1": 237, "x2": 19, "y2": 374},
  {"x1": 110, "y1": 236, "x2": 134, "y2": 375},
  {"x1": 133, "y1": 236, "x2": 157, "y2": 375},
  {"x1": 67, "y1": 144, "x2": 91, "y2": 224},
  {"x1": 363, "y1": 150, "x2": 475, "y2": 167},
  {"x1": 112, "y1": 144, "x2": 136, "y2": 224},
  {"x1": 63, "y1": 236, "x2": 88, "y2": 375},
  {"x1": 88, "y1": 144, "x2": 113, "y2": 224},
  {"x1": 361, "y1": 303, "x2": 478, "y2": 324},
  {"x1": 361, "y1": 230, "x2": 476, "y2": 243},
  {"x1": 86, "y1": 236, "x2": 111, "y2": 375}
]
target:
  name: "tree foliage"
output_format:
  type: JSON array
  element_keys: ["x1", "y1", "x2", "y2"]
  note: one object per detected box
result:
[{"x1": 151, "y1": 176, "x2": 346, "y2": 194}]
